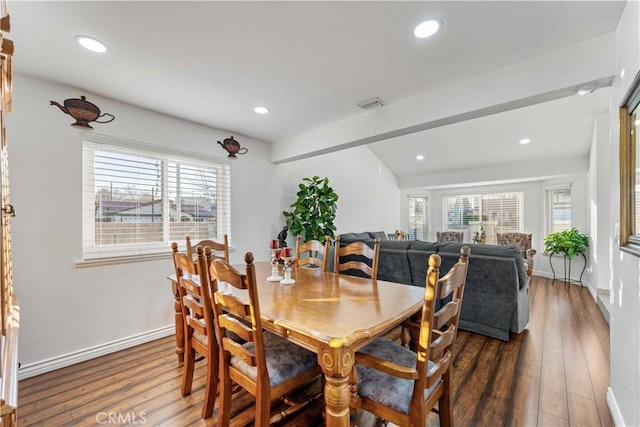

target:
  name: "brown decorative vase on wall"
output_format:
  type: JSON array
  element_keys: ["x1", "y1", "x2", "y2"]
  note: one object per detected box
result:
[{"x1": 50, "y1": 95, "x2": 115, "y2": 129}]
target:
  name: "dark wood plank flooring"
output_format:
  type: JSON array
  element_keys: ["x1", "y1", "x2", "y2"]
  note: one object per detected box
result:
[{"x1": 18, "y1": 276, "x2": 613, "y2": 426}]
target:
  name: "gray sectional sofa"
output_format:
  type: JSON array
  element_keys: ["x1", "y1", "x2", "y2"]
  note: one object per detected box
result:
[{"x1": 338, "y1": 231, "x2": 530, "y2": 341}]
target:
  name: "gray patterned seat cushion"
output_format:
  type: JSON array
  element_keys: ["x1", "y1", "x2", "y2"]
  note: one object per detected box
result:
[
  {"x1": 356, "y1": 337, "x2": 441, "y2": 414},
  {"x1": 230, "y1": 332, "x2": 318, "y2": 388}
]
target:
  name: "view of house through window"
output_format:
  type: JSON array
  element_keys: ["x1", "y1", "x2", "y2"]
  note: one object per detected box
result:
[
  {"x1": 408, "y1": 197, "x2": 427, "y2": 240},
  {"x1": 442, "y1": 191, "x2": 523, "y2": 244},
  {"x1": 544, "y1": 187, "x2": 572, "y2": 235},
  {"x1": 82, "y1": 136, "x2": 231, "y2": 260}
]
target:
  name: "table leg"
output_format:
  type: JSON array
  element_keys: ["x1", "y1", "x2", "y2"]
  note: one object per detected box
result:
[
  {"x1": 319, "y1": 342, "x2": 354, "y2": 427},
  {"x1": 171, "y1": 280, "x2": 184, "y2": 363}
]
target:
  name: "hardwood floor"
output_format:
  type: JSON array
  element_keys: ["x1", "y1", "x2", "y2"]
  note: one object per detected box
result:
[{"x1": 18, "y1": 276, "x2": 613, "y2": 427}]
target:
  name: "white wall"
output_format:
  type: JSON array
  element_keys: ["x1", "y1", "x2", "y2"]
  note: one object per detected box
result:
[
  {"x1": 589, "y1": 112, "x2": 612, "y2": 293},
  {"x1": 276, "y1": 146, "x2": 401, "y2": 241},
  {"x1": 6, "y1": 74, "x2": 403, "y2": 374},
  {"x1": 7, "y1": 74, "x2": 280, "y2": 371},
  {"x1": 608, "y1": 2, "x2": 640, "y2": 425}
]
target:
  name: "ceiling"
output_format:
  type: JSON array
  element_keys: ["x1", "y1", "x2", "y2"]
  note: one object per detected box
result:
[{"x1": 9, "y1": 1, "x2": 625, "y2": 182}]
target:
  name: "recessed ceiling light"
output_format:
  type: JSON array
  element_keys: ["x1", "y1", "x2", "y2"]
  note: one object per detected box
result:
[
  {"x1": 416, "y1": 154, "x2": 425, "y2": 160},
  {"x1": 75, "y1": 35, "x2": 107, "y2": 53},
  {"x1": 519, "y1": 138, "x2": 531, "y2": 145},
  {"x1": 577, "y1": 88, "x2": 594, "y2": 96},
  {"x1": 414, "y1": 18, "x2": 442, "y2": 39},
  {"x1": 254, "y1": 106, "x2": 270, "y2": 114}
]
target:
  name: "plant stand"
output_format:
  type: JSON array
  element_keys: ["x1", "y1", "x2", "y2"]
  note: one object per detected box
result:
[{"x1": 548, "y1": 253, "x2": 587, "y2": 286}]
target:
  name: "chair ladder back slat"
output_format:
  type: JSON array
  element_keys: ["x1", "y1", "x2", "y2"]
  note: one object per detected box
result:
[
  {"x1": 219, "y1": 313, "x2": 254, "y2": 343},
  {"x1": 425, "y1": 349, "x2": 453, "y2": 389},
  {"x1": 187, "y1": 317, "x2": 207, "y2": 336},
  {"x1": 437, "y1": 268, "x2": 466, "y2": 300},
  {"x1": 429, "y1": 325, "x2": 456, "y2": 361},
  {"x1": 214, "y1": 292, "x2": 251, "y2": 317},
  {"x1": 433, "y1": 299, "x2": 459, "y2": 330},
  {"x1": 183, "y1": 297, "x2": 205, "y2": 319},
  {"x1": 222, "y1": 336, "x2": 257, "y2": 366},
  {"x1": 337, "y1": 261, "x2": 373, "y2": 277}
]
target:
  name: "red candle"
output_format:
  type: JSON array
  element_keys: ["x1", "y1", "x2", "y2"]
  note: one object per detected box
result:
[
  {"x1": 282, "y1": 246, "x2": 293, "y2": 258},
  {"x1": 269, "y1": 239, "x2": 279, "y2": 249}
]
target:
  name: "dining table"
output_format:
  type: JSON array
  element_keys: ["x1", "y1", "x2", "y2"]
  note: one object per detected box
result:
[{"x1": 168, "y1": 261, "x2": 425, "y2": 426}]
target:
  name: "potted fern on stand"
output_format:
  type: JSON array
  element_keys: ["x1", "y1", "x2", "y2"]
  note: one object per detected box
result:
[{"x1": 543, "y1": 228, "x2": 589, "y2": 285}]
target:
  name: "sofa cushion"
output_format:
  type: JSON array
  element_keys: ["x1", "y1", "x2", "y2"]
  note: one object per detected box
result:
[
  {"x1": 339, "y1": 232, "x2": 373, "y2": 244},
  {"x1": 409, "y1": 241, "x2": 439, "y2": 252},
  {"x1": 367, "y1": 231, "x2": 389, "y2": 240}
]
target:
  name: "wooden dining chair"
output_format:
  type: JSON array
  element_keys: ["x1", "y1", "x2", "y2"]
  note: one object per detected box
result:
[
  {"x1": 186, "y1": 234, "x2": 229, "y2": 263},
  {"x1": 210, "y1": 252, "x2": 322, "y2": 426},
  {"x1": 295, "y1": 234, "x2": 331, "y2": 271},
  {"x1": 333, "y1": 236, "x2": 380, "y2": 279},
  {"x1": 174, "y1": 245, "x2": 219, "y2": 419},
  {"x1": 351, "y1": 246, "x2": 471, "y2": 427},
  {"x1": 170, "y1": 241, "x2": 199, "y2": 363}
]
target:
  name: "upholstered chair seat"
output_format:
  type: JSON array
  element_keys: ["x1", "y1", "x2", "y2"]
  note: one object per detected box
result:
[
  {"x1": 356, "y1": 337, "x2": 442, "y2": 414},
  {"x1": 230, "y1": 333, "x2": 319, "y2": 388}
]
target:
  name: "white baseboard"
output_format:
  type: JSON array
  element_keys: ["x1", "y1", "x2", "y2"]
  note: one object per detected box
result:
[
  {"x1": 18, "y1": 325, "x2": 174, "y2": 380},
  {"x1": 607, "y1": 387, "x2": 625, "y2": 427}
]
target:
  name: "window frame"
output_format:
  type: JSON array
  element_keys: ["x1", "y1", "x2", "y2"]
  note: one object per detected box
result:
[
  {"x1": 442, "y1": 190, "x2": 524, "y2": 245},
  {"x1": 80, "y1": 133, "x2": 231, "y2": 264},
  {"x1": 620, "y1": 69, "x2": 640, "y2": 256},
  {"x1": 408, "y1": 196, "x2": 428, "y2": 241},
  {"x1": 544, "y1": 186, "x2": 572, "y2": 236}
]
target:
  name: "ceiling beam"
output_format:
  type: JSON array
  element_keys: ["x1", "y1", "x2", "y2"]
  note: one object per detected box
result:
[{"x1": 270, "y1": 32, "x2": 615, "y2": 164}]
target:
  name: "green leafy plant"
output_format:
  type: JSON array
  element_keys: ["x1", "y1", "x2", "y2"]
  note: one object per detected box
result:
[
  {"x1": 283, "y1": 176, "x2": 338, "y2": 242},
  {"x1": 543, "y1": 228, "x2": 589, "y2": 258}
]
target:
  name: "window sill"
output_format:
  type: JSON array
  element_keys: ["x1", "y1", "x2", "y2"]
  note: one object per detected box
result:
[
  {"x1": 76, "y1": 253, "x2": 171, "y2": 268},
  {"x1": 620, "y1": 241, "x2": 640, "y2": 258}
]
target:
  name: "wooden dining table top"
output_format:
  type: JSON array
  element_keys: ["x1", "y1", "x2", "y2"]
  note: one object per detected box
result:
[{"x1": 240, "y1": 262, "x2": 424, "y2": 352}]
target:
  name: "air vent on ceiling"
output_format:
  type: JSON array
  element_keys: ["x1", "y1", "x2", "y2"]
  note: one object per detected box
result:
[{"x1": 356, "y1": 97, "x2": 385, "y2": 110}]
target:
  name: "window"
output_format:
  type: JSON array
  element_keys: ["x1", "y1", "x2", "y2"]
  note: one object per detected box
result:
[
  {"x1": 620, "y1": 69, "x2": 640, "y2": 256},
  {"x1": 408, "y1": 197, "x2": 427, "y2": 241},
  {"x1": 442, "y1": 191, "x2": 523, "y2": 244},
  {"x1": 82, "y1": 135, "x2": 231, "y2": 260},
  {"x1": 544, "y1": 187, "x2": 572, "y2": 235}
]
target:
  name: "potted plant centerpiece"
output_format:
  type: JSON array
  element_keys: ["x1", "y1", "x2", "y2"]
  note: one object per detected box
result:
[
  {"x1": 283, "y1": 176, "x2": 338, "y2": 243},
  {"x1": 543, "y1": 228, "x2": 589, "y2": 284}
]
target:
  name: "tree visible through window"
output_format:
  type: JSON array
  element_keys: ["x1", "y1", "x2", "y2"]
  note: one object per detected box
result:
[{"x1": 82, "y1": 136, "x2": 231, "y2": 260}]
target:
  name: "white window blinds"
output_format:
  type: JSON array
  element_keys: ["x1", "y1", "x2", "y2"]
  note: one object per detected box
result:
[
  {"x1": 82, "y1": 136, "x2": 231, "y2": 260},
  {"x1": 408, "y1": 197, "x2": 427, "y2": 241},
  {"x1": 544, "y1": 187, "x2": 572, "y2": 235},
  {"x1": 442, "y1": 191, "x2": 523, "y2": 244}
]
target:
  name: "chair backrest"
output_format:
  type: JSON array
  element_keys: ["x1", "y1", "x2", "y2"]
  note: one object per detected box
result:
[
  {"x1": 417, "y1": 246, "x2": 470, "y2": 391},
  {"x1": 186, "y1": 234, "x2": 229, "y2": 263},
  {"x1": 210, "y1": 252, "x2": 267, "y2": 382},
  {"x1": 333, "y1": 236, "x2": 380, "y2": 279},
  {"x1": 178, "y1": 245, "x2": 218, "y2": 353},
  {"x1": 295, "y1": 235, "x2": 331, "y2": 271},
  {"x1": 496, "y1": 232, "x2": 532, "y2": 257},
  {"x1": 436, "y1": 231, "x2": 464, "y2": 243},
  {"x1": 172, "y1": 241, "x2": 198, "y2": 279}
]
